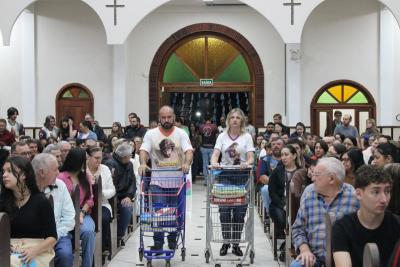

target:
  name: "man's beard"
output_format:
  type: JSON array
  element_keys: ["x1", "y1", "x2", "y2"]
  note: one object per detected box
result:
[
  {"x1": 161, "y1": 122, "x2": 173, "y2": 130},
  {"x1": 272, "y1": 150, "x2": 281, "y2": 158}
]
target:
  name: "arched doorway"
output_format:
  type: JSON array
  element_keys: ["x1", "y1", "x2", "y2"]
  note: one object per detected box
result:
[
  {"x1": 56, "y1": 83, "x2": 94, "y2": 128},
  {"x1": 149, "y1": 23, "x2": 264, "y2": 127},
  {"x1": 311, "y1": 80, "x2": 376, "y2": 136}
]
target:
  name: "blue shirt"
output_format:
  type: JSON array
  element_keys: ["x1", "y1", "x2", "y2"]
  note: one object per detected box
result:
[{"x1": 292, "y1": 183, "x2": 359, "y2": 261}]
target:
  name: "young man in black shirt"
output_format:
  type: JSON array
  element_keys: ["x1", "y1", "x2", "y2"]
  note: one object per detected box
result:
[{"x1": 332, "y1": 165, "x2": 400, "y2": 267}]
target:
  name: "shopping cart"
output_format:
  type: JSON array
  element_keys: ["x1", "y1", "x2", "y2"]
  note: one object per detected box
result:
[
  {"x1": 205, "y1": 166, "x2": 255, "y2": 267},
  {"x1": 138, "y1": 169, "x2": 186, "y2": 267}
]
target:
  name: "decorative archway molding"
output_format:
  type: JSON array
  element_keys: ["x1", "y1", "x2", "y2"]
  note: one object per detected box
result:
[
  {"x1": 1, "y1": 0, "x2": 400, "y2": 45},
  {"x1": 148, "y1": 23, "x2": 265, "y2": 127}
]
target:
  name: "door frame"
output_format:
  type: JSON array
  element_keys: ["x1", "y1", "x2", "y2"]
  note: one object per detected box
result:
[
  {"x1": 56, "y1": 83, "x2": 94, "y2": 126},
  {"x1": 149, "y1": 23, "x2": 264, "y2": 127}
]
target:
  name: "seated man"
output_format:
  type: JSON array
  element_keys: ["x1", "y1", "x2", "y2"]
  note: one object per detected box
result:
[
  {"x1": 332, "y1": 165, "x2": 400, "y2": 267},
  {"x1": 291, "y1": 157, "x2": 359, "y2": 267},
  {"x1": 32, "y1": 153, "x2": 75, "y2": 267}
]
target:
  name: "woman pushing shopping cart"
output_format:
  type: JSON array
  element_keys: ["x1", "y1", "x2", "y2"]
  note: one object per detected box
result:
[{"x1": 205, "y1": 108, "x2": 255, "y2": 267}]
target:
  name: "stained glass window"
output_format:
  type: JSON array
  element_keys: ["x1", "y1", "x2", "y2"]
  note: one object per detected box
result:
[
  {"x1": 316, "y1": 84, "x2": 369, "y2": 104},
  {"x1": 60, "y1": 88, "x2": 90, "y2": 99},
  {"x1": 163, "y1": 36, "x2": 251, "y2": 83}
]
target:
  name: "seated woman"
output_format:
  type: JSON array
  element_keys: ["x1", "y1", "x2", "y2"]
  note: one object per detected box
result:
[
  {"x1": 58, "y1": 147, "x2": 96, "y2": 267},
  {"x1": 384, "y1": 163, "x2": 400, "y2": 216},
  {"x1": 314, "y1": 140, "x2": 328, "y2": 159},
  {"x1": 372, "y1": 142, "x2": 399, "y2": 167},
  {"x1": 0, "y1": 156, "x2": 57, "y2": 267},
  {"x1": 87, "y1": 146, "x2": 116, "y2": 253},
  {"x1": 268, "y1": 145, "x2": 302, "y2": 235},
  {"x1": 210, "y1": 108, "x2": 254, "y2": 257},
  {"x1": 59, "y1": 116, "x2": 77, "y2": 140},
  {"x1": 340, "y1": 148, "x2": 364, "y2": 186}
]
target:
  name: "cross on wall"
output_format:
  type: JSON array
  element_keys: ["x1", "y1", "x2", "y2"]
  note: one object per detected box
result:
[
  {"x1": 105, "y1": 0, "x2": 125, "y2": 26},
  {"x1": 283, "y1": 0, "x2": 301, "y2": 25}
]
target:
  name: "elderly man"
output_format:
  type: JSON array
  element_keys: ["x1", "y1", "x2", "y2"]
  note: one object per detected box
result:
[
  {"x1": 43, "y1": 143, "x2": 63, "y2": 166},
  {"x1": 291, "y1": 157, "x2": 359, "y2": 267},
  {"x1": 32, "y1": 153, "x2": 75, "y2": 267},
  {"x1": 11, "y1": 141, "x2": 31, "y2": 160},
  {"x1": 59, "y1": 140, "x2": 72, "y2": 164}
]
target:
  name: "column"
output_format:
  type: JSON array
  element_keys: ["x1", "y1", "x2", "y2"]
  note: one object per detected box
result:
[
  {"x1": 112, "y1": 44, "x2": 127, "y2": 123},
  {"x1": 21, "y1": 8, "x2": 36, "y2": 126},
  {"x1": 285, "y1": 43, "x2": 301, "y2": 126},
  {"x1": 379, "y1": 5, "x2": 396, "y2": 125}
]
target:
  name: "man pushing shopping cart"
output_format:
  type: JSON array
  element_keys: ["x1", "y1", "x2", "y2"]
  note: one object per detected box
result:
[{"x1": 138, "y1": 105, "x2": 193, "y2": 267}]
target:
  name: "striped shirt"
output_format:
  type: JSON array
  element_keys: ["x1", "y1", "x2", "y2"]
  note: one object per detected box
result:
[{"x1": 292, "y1": 183, "x2": 359, "y2": 262}]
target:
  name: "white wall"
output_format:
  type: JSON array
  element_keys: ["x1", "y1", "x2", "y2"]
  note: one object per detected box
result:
[
  {"x1": 394, "y1": 15, "x2": 400, "y2": 125},
  {"x1": 301, "y1": 0, "x2": 380, "y2": 125},
  {"x1": 35, "y1": 1, "x2": 113, "y2": 125},
  {"x1": 0, "y1": 18, "x2": 23, "y2": 118},
  {"x1": 125, "y1": 5, "x2": 285, "y2": 125}
]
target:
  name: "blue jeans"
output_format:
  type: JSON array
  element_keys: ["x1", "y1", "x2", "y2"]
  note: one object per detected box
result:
[
  {"x1": 81, "y1": 215, "x2": 96, "y2": 267},
  {"x1": 200, "y1": 147, "x2": 213, "y2": 184},
  {"x1": 54, "y1": 234, "x2": 73, "y2": 267},
  {"x1": 260, "y1": 184, "x2": 270, "y2": 212},
  {"x1": 102, "y1": 206, "x2": 112, "y2": 251},
  {"x1": 117, "y1": 201, "x2": 133, "y2": 238},
  {"x1": 150, "y1": 185, "x2": 179, "y2": 247}
]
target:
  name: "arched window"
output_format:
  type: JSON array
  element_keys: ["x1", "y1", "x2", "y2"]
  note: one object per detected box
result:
[
  {"x1": 56, "y1": 83, "x2": 94, "y2": 128},
  {"x1": 149, "y1": 23, "x2": 264, "y2": 127},
  {"x1": 311, "y1": 80, "x2": 376, "y2": 136}
]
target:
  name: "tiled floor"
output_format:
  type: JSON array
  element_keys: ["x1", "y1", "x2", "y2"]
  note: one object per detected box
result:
[{"x1": 108, "y1": 182, "x2": 279, "y2": 267}]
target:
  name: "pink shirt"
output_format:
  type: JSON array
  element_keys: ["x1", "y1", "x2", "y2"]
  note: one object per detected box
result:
[{"x1": 58, "y1": 171, "x2": 94, "y2": 209}]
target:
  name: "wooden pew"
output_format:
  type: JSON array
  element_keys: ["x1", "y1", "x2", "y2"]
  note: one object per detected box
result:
[
  {"x1": 108, "y1": 196, "x2": 121, "y2": 260},
  {"x1": 363, "y1": 243, "x2": 380, "y2": 267},
  {"x1": 47, "y1": 195, "x2": 55, "y2": 267},
  {"x1": 325, "y1": 213, "x2": 334, "y2": 267},
  {"x1": 0, "y1": 213, "x2": 10, "y2": 267},
  {"x1": 285, "y1": 182, "x2": 300, "y2": 265},
  {"x1": 72, "y1": 185, "x2": 81, "y2": 267},
  {"x1": 91, "y1": 176, "x2": 103, "y2": 267}
]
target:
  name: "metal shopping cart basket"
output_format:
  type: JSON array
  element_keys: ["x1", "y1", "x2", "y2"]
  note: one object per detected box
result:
[
  {"x1": 205, "y1": 166, "x2": 255, "y2": 267},
  {"x1": 138, "y1": 169, "x2": 186, "y2": 267}
]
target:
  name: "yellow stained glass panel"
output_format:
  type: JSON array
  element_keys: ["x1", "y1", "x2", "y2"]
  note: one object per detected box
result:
[
  {"x1": 175, "y1": 38, "x2": 205, "y2": 78},
  {"x1": 343, "y1": 85, "x2": 357, "y2": 102},
  {"x1": 207, "y1": 37, "x2": 238, "y2": 78},
  {"x1": 328, "y1": 86, "x2": 342, "y2": 102}
]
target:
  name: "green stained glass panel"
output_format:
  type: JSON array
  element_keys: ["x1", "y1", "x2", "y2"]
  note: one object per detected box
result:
[
  {"x1": 347, "y1": 91, "x2": 368, "y2": 104},
  {"x1": 215, "y1": 55, "x2": 251, "y2": 82},
  {"x1": 78, "y1": 90, "x2": 89, "y2": 99},
  {"x1": 163, "y1": 53, "x2": 198, "y2": 83},
  {"x1": 317, "y1": 92, "x2": 339, "y2": 104},
  {"x1": 62, "y1": 90, "x2": 73, "y2": 98}
]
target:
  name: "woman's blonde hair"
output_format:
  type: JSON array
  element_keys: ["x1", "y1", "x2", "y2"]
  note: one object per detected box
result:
[{"x1": 226, "y1": 108, "x2": 246, "y2": 134}]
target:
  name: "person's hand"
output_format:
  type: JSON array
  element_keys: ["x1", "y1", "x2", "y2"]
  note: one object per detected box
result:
[
  {"x1": 181, "y1": 163, "x2": 190, "y2": 174},
  {"x1": 240, "y1": 162, "x2": 249, "y2": 169},
  {"x1": 21, "y1": 245, "x2": 41, "y2": 264},
  {"x1": 259, "y1": 175, "x2": 269, "y2": 184},
  {"x1": 138, "y1": 164, "x2": 150, "y2": 176},
  {"x1": 121, "y1": 197, "x2": 132, "y2": 207},
  {"x1": 211, "y1": 162, "x2": 220, "y2": 169},
  {"x1": 79, "y1": 212, "x2": 84, "y2": 224},
  {"x1": 295, "y1": 250, "x2": 316, "y2": 267}
]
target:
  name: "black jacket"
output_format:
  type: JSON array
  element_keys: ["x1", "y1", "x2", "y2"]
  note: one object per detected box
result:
[
  {"x1": 268, "y1": 163, "x2": 299, "y2": 209},
  {"x1": 104, "y1": 153, "x2": 136, "y2": 200},
  {"x1": 123, "y1": 125, "x2": 147, "y2": 140}
]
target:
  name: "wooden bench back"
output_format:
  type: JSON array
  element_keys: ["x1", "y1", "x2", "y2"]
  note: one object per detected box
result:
[
  {"x1": 363, "y1": 243, "x2": 380, "y2": 267},
  {"x1": 91, "y1": 176, "x2": 103, "y2": 267},
  {"x1": 325, "y1": 213, "x2": 334, "y2": 267},
  {"x1": 0, "y1": 213, "x2": 10, "y2": 267},
  {"x1": 72, "y1": 185, "x2": 81, "y2": 267}
]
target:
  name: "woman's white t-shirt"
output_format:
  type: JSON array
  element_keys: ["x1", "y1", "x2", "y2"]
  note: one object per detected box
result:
[{"x1": 214, "y1": 131, "x2": 255, "y2": 166}]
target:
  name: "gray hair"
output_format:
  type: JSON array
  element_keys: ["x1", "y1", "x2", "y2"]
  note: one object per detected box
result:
[
  {"x1": 43, "y1": 143, "x2": 61, "y2": 154},
  {"x1": 318, "y1": 157, "x2": 345, "y2": 182},
  {"x1": 115, "y1": 143, "x2": 132, "y2": 158},
  {"x1": 58, "y1": 140, "x2": 70, "y2": 147},
  {"x1": 32, "y1": 153, "x2": 57, "y2": 175}
]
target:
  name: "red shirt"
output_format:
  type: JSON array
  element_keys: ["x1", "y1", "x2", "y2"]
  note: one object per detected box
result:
[{"x1": 0, "y1": 130, "x2": 15, "y2": 146}]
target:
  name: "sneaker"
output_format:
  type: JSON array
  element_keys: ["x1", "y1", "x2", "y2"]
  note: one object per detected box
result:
[
  {"x1": 120, "y1": 239, "x2": 126, "y2": 248},
  {"x1": 232, "y1": 244, "x2": 243, "y2": 257},
  {"x1": 219, "y1": 244, "x2": 230, "y2": 256},
  {"x1": 168, "y1": 242, "x2": 177, "y2": 250}
]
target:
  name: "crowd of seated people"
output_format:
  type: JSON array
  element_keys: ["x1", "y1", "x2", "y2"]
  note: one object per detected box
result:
[{"x1": 0, "y1": 106, "x2": 400, "y2": 267}]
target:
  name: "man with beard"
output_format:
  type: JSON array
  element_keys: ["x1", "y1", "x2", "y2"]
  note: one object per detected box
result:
[
  {"x1": 257, "y1": 138, "x2": 284, "y2": 216},
  {"x1": 263, "y1": 122, "x2": 275, "y2": 141},
  {"x1": 139, "y1": 105, "x2": 193, "y2": 252},
  {"x1": 124, "y1": 113, "x2": 147, "y2": 139}
]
